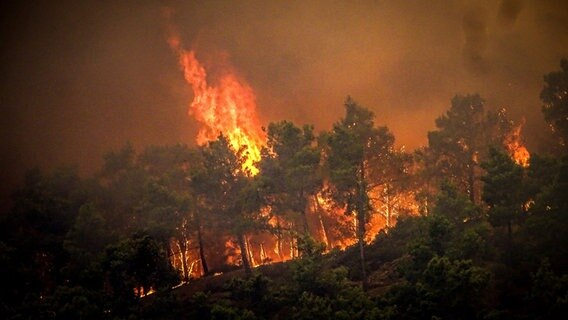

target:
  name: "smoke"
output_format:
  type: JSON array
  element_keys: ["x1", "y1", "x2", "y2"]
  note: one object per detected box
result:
[
  {"x1": 1, "y1": 0, "x2": 567, "y2": 208},
  {"x1": 462, "y1": 5, "x2": 489, "y2": 74},
  {"x1": 497, "y1": 0, "x2": 524, "y2": 28}
]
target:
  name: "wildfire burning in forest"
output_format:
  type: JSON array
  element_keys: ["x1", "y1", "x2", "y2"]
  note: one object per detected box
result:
[
  {"x1": 160, "y1": 14, "x2": 422, "y2": 277},
  {"x1": 161, "y1": 13, "x2": 534, "y2": 281},
  {"x1": 163, "y1": 18, "x2": 416, "y2": 279},
  {"x1": 166, "y1": 24, "x2": 265, "y2": 174}
]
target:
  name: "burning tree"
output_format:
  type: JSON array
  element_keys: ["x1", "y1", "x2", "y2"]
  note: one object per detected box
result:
[
  {"x1": 366, "y1": 144, "x2": 415, "y2": 234},
  {"x1": 426, "y1": 94, "x2": 530, "y2": 205},
  {"x1": 98, "y1": 144, "x2": 206, "y2": 282},
  {"x1": 324, "y1": 97, "x2": 396, "y2": 290},
  {"x1": 259, "y1": 121, "x2": 322, "y2": 258},
  {"x1": 192, "y1": 135, "x2": 266, "y2": 275}
]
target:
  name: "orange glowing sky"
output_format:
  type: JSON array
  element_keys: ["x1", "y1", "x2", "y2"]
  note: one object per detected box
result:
[{"x1": 1, "y1": 0, "x2": 567, "y2": 208}]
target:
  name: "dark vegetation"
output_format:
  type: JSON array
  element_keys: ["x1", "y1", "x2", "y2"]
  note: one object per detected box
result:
[{"x1": 1, "y1": 60, "x2": 567, "y2": 319}]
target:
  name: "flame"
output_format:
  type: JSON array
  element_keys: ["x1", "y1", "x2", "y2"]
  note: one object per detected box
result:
[
  {"x1": 167, "y1": 29, "x2": 264, "y2": 174},
  {"x1": 162, "y1": 12, "x2": 419, "y2": 279},
  {"x1": 315, "y1": 189, "x2": 357, "y2": 249},
  {"x1": 135, "y1": 287, "x2": 156, "y2": 298},
  {"x1": 504, "y1": 120, "x2": 530, "y2": 167},
  {"x1": 367, "y1": 187, "x2": 420, "y2": 242}
]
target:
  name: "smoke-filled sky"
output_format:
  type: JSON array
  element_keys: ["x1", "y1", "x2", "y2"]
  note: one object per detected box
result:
[{"x1": 1, "y1": 0, "x2": 567, "y2": 206}]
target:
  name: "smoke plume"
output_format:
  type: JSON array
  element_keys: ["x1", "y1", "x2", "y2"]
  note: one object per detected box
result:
[{"x1": 0, "y1": 0, "x2": 567, "y2": 208}]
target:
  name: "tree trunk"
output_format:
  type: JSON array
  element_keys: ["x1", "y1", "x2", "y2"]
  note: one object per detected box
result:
[
  {"x1": 359, "y1": 163, "x2": 369, "y2": 291},
  {"x1": 506, "y1": 219, "x2": 513, "y2": 266},
  {"x1": 314, "y1": 195, "x2": 331, "y2": 249},
  {"x1": 260, "y1": 243, "x2": 267, "y2": 264},
  {"x1": 166, "y1": 241, "x2": 174, "y2": 266},
  {"x1": 289, "y1": 222, "x2": 297, "y2": 258},
  {"x1": 357, "y1": 209, "x2": 368, "y2": 291},
  {"x1": 197, "y1": 224, "x2": 209, "y2": 276},
  {"x1": 290, "y1": 232, "x2": 297, "y2": 259},
  {"x1": 275, "y1": 217, "x2": 283, "y2": 260},
  {"x1": 237, "y1": 232, "x2": 252, "y2": 275},
  {"x1": 301, "y1": 209, "x2": 309, "y2": 235},
  {"x1": 245, "y1": 235, "x2": 256, "y2": 267},
  {"x1": 177, "y1": 238, "x2": 189, "y2": 282},
  {"x1": 299, "y1": 190, "x2": 310, "y2": 235},
  {"x1": 468, "y1": 157, "x2": 476, "y2": 204},
  {"x1": 385, "y1": 185, "x2": 391, "y2": 229}
]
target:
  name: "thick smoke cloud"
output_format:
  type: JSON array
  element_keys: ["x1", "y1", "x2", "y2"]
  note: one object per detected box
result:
[{"x1": 1, "y1": 0, "x2": 567, "y2": 208}]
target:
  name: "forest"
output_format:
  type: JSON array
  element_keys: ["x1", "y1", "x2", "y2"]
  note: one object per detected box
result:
[{"x1": 1, "y1": 59, "x2": 567, "y2": 319}]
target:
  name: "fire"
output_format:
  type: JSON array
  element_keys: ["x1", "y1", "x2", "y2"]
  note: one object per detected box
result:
[
  {"x1": 504, "y1": 120, "x2": 530, "y2": 167},
  {"x1": 367, "y1": 187, "x2": 420, "y2": 242},
  {"x1": 135, "y1": 287, "x2": 156, "y2": 298},
  {"x1": 167, "y1": 30, "x2": 264, "y2": 174},
  {"x1": 314, "y1": 190, "x2": 357, "y2": 249},
  {"x1": 162, "y1": 14, "x2": 414, "y2": 280}
]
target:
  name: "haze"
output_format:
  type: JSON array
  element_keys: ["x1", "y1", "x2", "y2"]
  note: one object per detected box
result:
[{"x1": 1, "y1": 0, "x2": 567, "y2": 207}]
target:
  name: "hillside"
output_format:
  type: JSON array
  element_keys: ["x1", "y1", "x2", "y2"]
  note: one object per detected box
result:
[{"x1": 143, "y1": 201, "x2": 568, "y2": 319}]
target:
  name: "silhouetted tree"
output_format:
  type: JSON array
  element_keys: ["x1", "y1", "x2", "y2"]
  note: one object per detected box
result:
[
  {"x1": 193, "y1": 135, "x2": 265, "y2": 275},
  {"x1": 138, "y1": 144, "x2": 208, "y2": 278},
  {"x1": 0, "y1": 167, "x2": 95, "y2": 318},
  {"x1": 98, "y1": 143, "x2": 147, "y2": 234},
  {"x1": 104, "y1": 232, "x2": 179, "y2": 312},
  {"x1": 427, "y1": 94, "x2": 516, "y2": 204},
  {"x1": 481, "y1": 147, "x2": 524, "y2": 243},
  {"x1": 259, "y1": 121, "x2": 322, "y2": 256},
  {"x1": 541, "y1": 58, "x2": 568, "y2": 151},
  {"x1": 325, "y1": 97, "x2": 394, "y2": 290}
]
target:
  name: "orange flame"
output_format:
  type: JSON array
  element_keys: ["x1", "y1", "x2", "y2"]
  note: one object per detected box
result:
[
  {"x1": 167, "y1": 29, "x2": 264, "y2": 174},
  {"x1": 162, "y1": 14, "x2": 417, "y2": 279},
  {"x1": 504, "y1": 120, "x2": 530, "y2": 167}
]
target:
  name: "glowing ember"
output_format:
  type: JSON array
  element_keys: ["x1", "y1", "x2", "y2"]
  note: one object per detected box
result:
[
  {"x1": 167, "y1": 29, "x2": 264, "y2": 174},
  {"x1": 135, "y1": 287, "x2": 156, "y2": 298}
]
